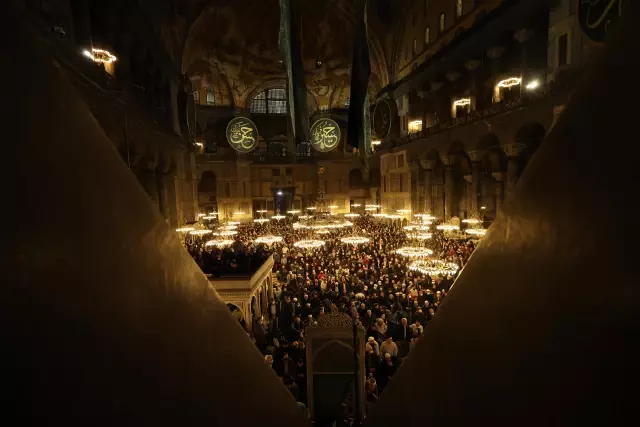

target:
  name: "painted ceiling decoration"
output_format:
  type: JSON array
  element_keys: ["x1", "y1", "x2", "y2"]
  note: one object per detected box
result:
[{"x1": 173, "y1": 0, "x2": 392, "y2": 109}]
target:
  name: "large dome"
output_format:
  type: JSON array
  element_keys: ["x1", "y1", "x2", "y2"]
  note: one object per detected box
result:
[{"x1": 181, "y1": 0, "x2": 389, "y2": 109}]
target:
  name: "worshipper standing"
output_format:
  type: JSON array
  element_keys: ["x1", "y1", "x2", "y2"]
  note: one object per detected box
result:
[{"x1": 380, "y1": 335, "x2": 398, "y2": 358}]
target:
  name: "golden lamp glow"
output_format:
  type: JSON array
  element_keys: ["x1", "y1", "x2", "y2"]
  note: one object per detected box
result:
[
  {"x1": 256, "y1": 209, "x2": 268, "y2": 214},
  {"x1": 497, "y1": 77, "x2": 522, "y2": 88},
  {"x1": 396, "y1": 247, "x2": 434, "y2": 257},
  {"x1": 255, "y1": 235, "x2": 283, "y2": 244},
  {"x1": 328, "y1": 205, "x2": 338, "y2": 209},
  {"x1": 453, "y1": 98, "x2": 471, "y2": 107},
  {"x1": 371, "y1": 140, "x2": 382, "y2": 146},
  {"x1": 293, "y1": 239, "x2": 326, "y2": 249},
  {"x1": 526, "y1": 80, "x2": 540, "y2": 90},
  {"x1": 408, "y1": 120, "x2": 423, "y2": 133},
  {"x1": 253, "y1": 218, "x2": 269, "y2": 223},
  {"x1": 175, "y1": 227, "x2": 196, "y2": 233},
  {"x1": 83, "y1": 48, "x2": 117, "y2": 64},
  {"x1": 233, "y1": 211, "x2": 246, "y2": 215},
  {"x1": 271, "y1": 214, "x2": 286, "y2": 220},
  {"x1": 340, "y1": 236, "x2": 370, "y2": 245},
  {"x1": 204, "y1": 239, "x2": 233, "y2": 248},
  {"x1": 351, "y1": 204, "x2": 362, "y2": 207},
  {"x1": 462, "y1": 219, "x2": 481, "y2": 224},
  {"x1": 189, "y1": 230, "x2": 213, "y2": 236},
  {"x1": 287, "y1": 210, "x2": 301, "y2": 214}
]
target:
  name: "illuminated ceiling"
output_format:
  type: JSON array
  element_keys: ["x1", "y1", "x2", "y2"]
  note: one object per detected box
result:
[{"x1": 152, "y1": 0, "x2": 394, "y2": 108}]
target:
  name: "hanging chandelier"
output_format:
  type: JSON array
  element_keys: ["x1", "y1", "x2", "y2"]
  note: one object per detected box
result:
[
  {"x1": 271, "y1": 214, "x2": 286, "y2": 220},
  {"x1": 255, "y1": 235, "x2": 284, "y2": 245},
  {"x1": 340, "y1": 236, "x2": 370, "y2": 245},
  {"x1": 306, "y1": 206, "x2": 317, "y2": 211},
  {"x1": 294, "y1": 239, "x2": 325, "y2": 249},
  {"x1": 344, "y1": 213, "x2": 360, "y2": 218},
  {"x1": 372, "y1": 213, "x2": 388, "y2": 218},
  {"x1": 465, "y1": 228, "x2": 487, "y2": 236},
  {"x1": 256, "y1": 209, "x2": 268, "y2": 214},
  {"x1": 219, "y1": 225, "x2": 237, "y2": 231},
  {"x1": 408, "y1": 233, "x2": 433, "y2": 240},
  {"x1": 298, "y1": 215, "x2": 312, "y2": 220},
  {"x1": 437, "y1": 224, "x2": 460, "y2": 232},
  {"x1": 404, "y1": 225, "x2": 431, "y2": 231},
  {"x1": 386, "y1": 214, "x2": 403, "y2": 219},
  {"x1": 315, "y1": 229, "x2": 330, "y2": 235},
  {"x1": 204, "y1": 239, "x2": 234, "y2": 248},
  {"x1": 253, "y1": 218, "x2": 269, "y2": 224},
  {"x1": 328, "y1": 205, "x2": 338, "y2": 209},
  {"x1": 213, "y1": 230, "x2": 237, "y2": 236},
  {"x1": 396, "y1": 209, "x2": 411, "y2": 214},
  {"x1": 227, "y1": 221, "x2": 240, "y2": 226},
  {"x1": 202, "y1": 216, "x2": 217, "y2": 220},
  {"x1": 415, "y1": 214, "x2": 436, "y2": 220},
  {"x1": 396, "y1": 247, "x2": 434, "y2": 257},
  {"x1": 462, "y1": 218, "x2": 482, "y2": 224},
  {"x1": 208, "y1": 212, "x2": 219, "y2": 216},
  {"x1": 293, "y1": 222, "x2": 309, "y2": 229},
  {"x1": 189, "y1": 229, "x2": 213, "y2": 236},
  {"x1": 409, "y1": 259, "x2": 459, "y2": 276},
  {"x1": 287, "y1": 209, "x2": 301, "y2": 214},
  {"x1": 175, "y1": 227, "x2": 196, "y2": 233}
]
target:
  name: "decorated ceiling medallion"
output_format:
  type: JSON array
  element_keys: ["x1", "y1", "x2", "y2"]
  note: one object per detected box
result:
[
  {"x1": 310, "y1": 118, "x2": 341, "y2": 152},
  {"x1": 226, "y1": 117, "x2": 258, "y2": 153}
]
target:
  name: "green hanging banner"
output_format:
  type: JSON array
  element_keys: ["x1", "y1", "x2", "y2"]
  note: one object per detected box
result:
[
  {"x1": 577, "y1": 0, "x2": 622, "y2": 44},
  {"x1": 347, "y1": 0, "x2": 372, "y2": 167},
  {"x1": 278, "y1": 0, "x2": 310, "y2": 144}
]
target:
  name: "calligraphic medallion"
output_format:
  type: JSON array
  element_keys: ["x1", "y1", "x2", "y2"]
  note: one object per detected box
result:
[
  {"x1": 577, "y1": 0, "x2": 622, "y2": 43},
  {"x1": 226, "y1": 117, "x2": 259, "y2": 153},
  {"x1": 310, "y1": 118, "x2": 341, "y2": 153},
  {"x1": 373, "y1": 98, "x2": 396, "y2": 141}
]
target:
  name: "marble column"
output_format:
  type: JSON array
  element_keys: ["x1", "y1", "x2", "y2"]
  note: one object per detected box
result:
[
  {"x1": 470, "y1": 162, "x2": 480, "y2": 215},
  {"x1": 424, "y1": 168, "x2": 433, "y2": 214},
  {"x1": 444, "y1": 167, "x2": 455, "y2": 220},
  {"x1": 261, "y1": 284, "x2": 268, "y2": 318}
]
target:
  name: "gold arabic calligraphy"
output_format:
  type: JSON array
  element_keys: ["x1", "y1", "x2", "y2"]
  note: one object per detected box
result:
[
  {"x1": 312, "y1": 121, "x2": 339, "y2": 151},
  {"x1": 228, "y1": 120, "x2": 256, "y2": 150},
  {"x1": 583, "y1": 0, "x2": 619, "y2": 30}
]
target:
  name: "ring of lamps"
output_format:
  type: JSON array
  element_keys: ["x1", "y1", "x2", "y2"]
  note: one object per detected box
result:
[
  {"x1": 395, "y1": 247, "x2": 434, "y2": 257},
  {"x1": 409, "y1": 259, "x2": 460, "y2": 276},
  {"x1": 189, "y1": 230, "x2": 213, "y2": 236},
  {"x1": 293, "y1": 239, "x2": 326, "y2": 249},
  {"x1": 465, "y1": 228, "x2": 487, "y2": 236},
  {"x1": 340, "y1": 236, "x2": 370, "y2": 245},
  {"x1": 436, "y1": 224, "x2": 460, "y2": 231},
  {"x1": 255, "y1": 235, "x2": 284, "y2": 245},
  {"x1": 204, "y1": 239, "x2": 234, "y2": 248}
]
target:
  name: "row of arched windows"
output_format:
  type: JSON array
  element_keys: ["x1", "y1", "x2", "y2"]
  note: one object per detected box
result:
[
  {"x1": 193, "y1": 87, "x2": 352, "y2": 111},
  {"x1": 192, "y1": 90, "x2": 216, "y2": 106}
]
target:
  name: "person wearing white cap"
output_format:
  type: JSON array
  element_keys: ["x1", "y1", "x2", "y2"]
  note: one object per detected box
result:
[{"x1": 367, "y1": 336, "x2": 380, "y2": 355}]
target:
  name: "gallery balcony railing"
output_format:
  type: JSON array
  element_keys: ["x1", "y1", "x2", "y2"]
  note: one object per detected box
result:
[{"x1": 383, "y1": 72, "x2": 580, "y2": 150}]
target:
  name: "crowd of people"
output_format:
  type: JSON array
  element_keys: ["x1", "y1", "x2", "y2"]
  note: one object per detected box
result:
[{"x1": 184, "y1": 213, "x2": 477, "y2": 422}]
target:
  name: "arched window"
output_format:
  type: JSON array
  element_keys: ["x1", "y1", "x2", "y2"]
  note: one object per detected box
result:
[
  {"x1": 344, "y1": 97, "x2": 350, "y2": 108},
  {"x1": 192, "y1": 90, "x2": 200, "y2": 103},
  {"x1": 456, "y1": 0, "x2": 463, "y2": 18},
  {"x1": 425, "y1": 27, "x2": 431, "y2": 45},
  {"x1": 250, "y1": 88, "x2": 287, "y2": 114},
  {"x1": 206, "y1": 91, "x2": 215, "y2": 105},
  {"x1": 439, "y1": 13, "x2": 446, "y2": 33},
  {"x1": 412, "y1": 38, "x2": 417, "y2": 55}
]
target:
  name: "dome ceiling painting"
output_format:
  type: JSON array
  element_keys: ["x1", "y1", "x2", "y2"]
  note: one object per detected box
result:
[{"x1": 178, "y1": 0, "x2": 391, "y2": 109}]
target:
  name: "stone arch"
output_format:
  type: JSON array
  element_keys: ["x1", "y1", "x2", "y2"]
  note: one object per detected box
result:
[
  {"x1": 349, "y1": 169, "x2": 365, "y2": 189},
  {"x1": 447, "y1": 141, "x2": 471, "y2": 175},
  {"x1": 198, "y1": 170, "x2": 217, "y2": 193},
  {"x1": 226, "y1": 303, "x2": 244, "y2": 322},
  {"x1": 476, "y1": 132, "x2": 500, "y2": 151},
  {"x1": 481, "y1": 147, "x2": 508, "y2": 174}
]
